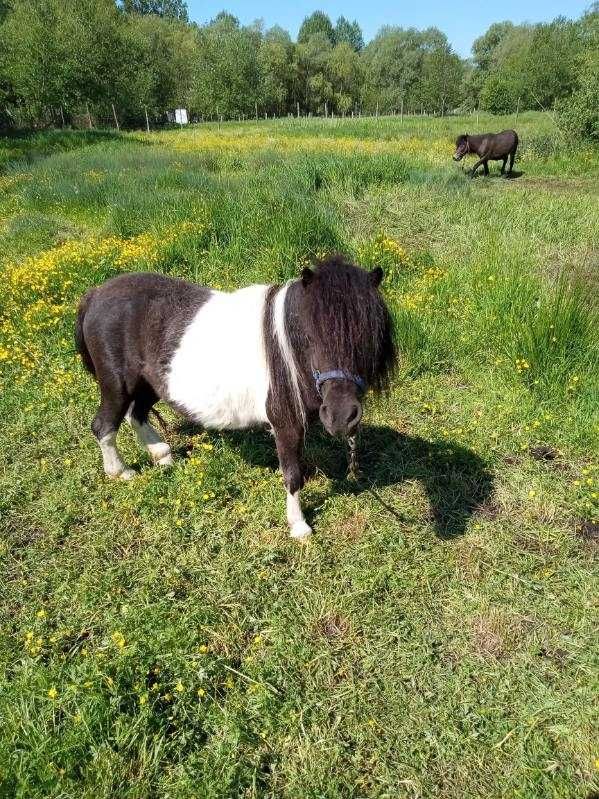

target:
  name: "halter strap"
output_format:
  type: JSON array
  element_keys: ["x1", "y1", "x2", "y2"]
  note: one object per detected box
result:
[{"x1": 312, "y1": 369, "x2": 366, "y2": 396}]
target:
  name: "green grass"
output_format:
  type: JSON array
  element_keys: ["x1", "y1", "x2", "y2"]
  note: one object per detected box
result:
[{"x1": 0, "y1": 113, "x2": 598, "y2": 798}]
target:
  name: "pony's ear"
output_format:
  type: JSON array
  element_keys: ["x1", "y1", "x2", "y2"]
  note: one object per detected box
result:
[
  {"x1": 301, "y1": 267, "x2": 314, "y2": 287},
  {"x1": 369, "y1": 266, "x2": 384, "y2": 286}
]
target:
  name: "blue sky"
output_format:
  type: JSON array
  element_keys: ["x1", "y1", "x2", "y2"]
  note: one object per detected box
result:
[{"x1": 186, "y1": 0, "x2": 590, "y2": 56}]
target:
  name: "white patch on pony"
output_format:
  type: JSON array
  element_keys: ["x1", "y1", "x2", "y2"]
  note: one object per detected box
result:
[
  {"x1": 167, "y1": 285, "x2": 271, "y2": 429},
  {"x1": 287, "y1": 490, "x2": 311, "y2": 540},
  {"x1": 99, "y1": 433, "x2": 135, "y2": 480},
  {"x1": 126, "y1": 410, "x2": 173, "y2": 466},
  {"x1": 273, "y1": 281, "x2": 305, "y2": 426}
]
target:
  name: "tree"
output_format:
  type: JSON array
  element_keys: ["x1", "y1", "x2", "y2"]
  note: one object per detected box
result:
[
  {"x1": 363, "y1": 27, "x2": 427, "y2": 113},
  {"x1": 329, "y1": 42, "x2": 362, "y2": 113},
  {"x1": 1, "y1": 0, "x2": 136, "y2": 124},
  {"x1": 259, "y1": 26, "x2": 294, "y2": 115},
  {"x1": 298, "y1": 11, "x2": 334, "y2": 45},
  {"x1": 334, "y1": 16, "x2": 363, "y2": 51},
  {"x1": 472, "y1": 21, "x2": 515, "y2": 72},
  {"x1": 295, "y1": 32, "x2": 333, "y2": 113},
  {"x1": 478, "y1": 25, "x2": 533, "y2": 113},
  {"x1": 121, "y1": 0, "x2": 188, "y2": 20},
  {"x1": 525, "y1": 18, "x2": 579, "y2": 108},
  {"x1": 192, "y1": 13, "x2": 261, "y2": 118},
  {"x1": 128, "y1": 13, "x2": 199, "y2": 119},
  {"x1": 420, "y1": 42, "x2": 464, "y2": 114},
  {"x1": 557, "y1": 5, "x2": 599, "y2": 139}
]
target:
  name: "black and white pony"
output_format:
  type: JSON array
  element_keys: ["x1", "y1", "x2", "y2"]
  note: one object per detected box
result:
[{"x1": 75, "y1": 256, "x2": 396, "y2": 539}]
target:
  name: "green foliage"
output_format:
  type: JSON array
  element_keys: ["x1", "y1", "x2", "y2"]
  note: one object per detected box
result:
[
  {"x1": 298, "y1": 10, "x2": 335, "y2": 44},
  {"x1": 474, "y1": 17, "x2": 583, "y2": 114},
  {"x1": 259, "y1": 26, "x2": 294, "y2": 115},
  {"x1": 121, "y1": 0, "x2": 188, "y2": 19},
  {"x1": 0, "y1": 3, "x2": 595, "y2": 129},
  {"x1": 334, "y1": 15, "x2": 364, "y2": 51},
  {"x1": 193, "y1": 14, "x2": 261, "y2": 118},
  {"x1": 362, "y1": 26, "x2": 462, "y2": 114},
  {"x1": 557, "y1": 7, "x2": 599, "y2": 140}
]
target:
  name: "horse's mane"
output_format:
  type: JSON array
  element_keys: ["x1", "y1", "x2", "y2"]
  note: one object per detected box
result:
[
  {"x1": 265, "y1": 255, "x2": 396, "y2": 429},
  {"x1": 303, "y1": 255, "x2": 396, "y2": 393}
]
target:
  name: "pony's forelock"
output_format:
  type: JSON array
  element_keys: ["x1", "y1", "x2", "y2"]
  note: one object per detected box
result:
[{"x1": 302, "y1": 255, "x2": 396, "y2": 392}]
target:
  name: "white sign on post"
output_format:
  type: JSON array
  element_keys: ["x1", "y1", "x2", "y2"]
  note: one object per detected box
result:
[{"x1": 175, "y1": 108, "x2": 188, "y2": 125}]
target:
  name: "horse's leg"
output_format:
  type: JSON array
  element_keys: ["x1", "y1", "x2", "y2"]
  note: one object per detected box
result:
[
  {"x1": 273, "y1": 425, "x2": 311, "y2": 540},
  {"x1": 508, "y1": 149, "x2": 516, "y2": 174},
  {"x1": 483, "y1": 160, "x2": 490, "y2": 176},
  {"x1": 470, "y1": 157, "x2": 485, "y2": 177},
  {"x1": 92, "y1": 380, "x2": 134, "y2": 480},
  {"x1": 500, "y1": 156, "x2": 507, "y2": 174},
  {"x1": 126, "y1": 383, "x2": 173, "y2": 467}
]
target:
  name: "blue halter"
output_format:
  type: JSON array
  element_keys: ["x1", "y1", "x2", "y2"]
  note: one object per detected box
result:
[{"x1": 312, "y1": 369, "x2": 366, "y2": 397}]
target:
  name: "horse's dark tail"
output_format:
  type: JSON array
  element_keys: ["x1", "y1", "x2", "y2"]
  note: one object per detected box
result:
[{"x1": 75, "y1": 291, "x2": 96, "y2": 377}]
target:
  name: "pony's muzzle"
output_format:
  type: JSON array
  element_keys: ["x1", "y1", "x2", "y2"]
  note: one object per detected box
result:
[{"x1": 319, "y1": 399, "x2": 362, "y2": 437}]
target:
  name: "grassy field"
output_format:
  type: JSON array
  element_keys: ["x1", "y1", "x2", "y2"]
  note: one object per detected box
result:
[{"x1": 0, "y1": 112, "x2": 598, "y2": 798}]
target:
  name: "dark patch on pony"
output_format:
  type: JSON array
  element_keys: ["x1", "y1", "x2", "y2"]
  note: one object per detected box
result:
[{"x1": 75, "y1": 272, "x2": 211, "y2": 435}]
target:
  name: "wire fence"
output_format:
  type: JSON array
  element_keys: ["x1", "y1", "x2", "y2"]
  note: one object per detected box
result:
[{"x1": 5, "y1": 97, "x2": 526, "y2": 134}]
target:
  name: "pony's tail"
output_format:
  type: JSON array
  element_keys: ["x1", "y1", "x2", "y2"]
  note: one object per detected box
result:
[{"x1": 75, "y1": 291, "x2": 96, "y2": 377}]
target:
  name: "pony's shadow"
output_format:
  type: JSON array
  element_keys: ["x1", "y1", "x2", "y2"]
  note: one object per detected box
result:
[
  {"x1": 182, "y1": 423, "x2": 494, "y2": 540},
  {"x1": 470, "y1": 169, "x2": 524, "y2": 180}
]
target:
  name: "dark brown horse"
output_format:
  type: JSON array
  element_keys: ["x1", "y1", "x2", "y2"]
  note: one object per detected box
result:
[
  {"x1": 75, "y1": 256, "x2": 396, "y2": 539},
  {"x1": 453, "y1": 129, "x2": 519, "y2": 177}
]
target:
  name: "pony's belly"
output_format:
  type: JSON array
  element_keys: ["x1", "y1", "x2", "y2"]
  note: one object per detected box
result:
[
  {"x1": 178, "y1": 386, "x2": 269, "y2": 429},
  {"x1": 166, "y1": 285, "x2": 270, "y2": 430}
]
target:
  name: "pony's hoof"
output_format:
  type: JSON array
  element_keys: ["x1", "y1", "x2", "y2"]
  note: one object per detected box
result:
[
  {"x1": 290, "y1": 521, "x2": 312, "y2": 541},
  {"x1": 149, "y1": 443, "x2": 172, "y2": 464},
  {"x1": 119, "y1": 468, "x2": 136, "y2": 481},
  {"x1": 155, "y1": 453, "x2": 174, "y2": 467},
  {"x1": 106, "y1": 467, "x2": 136, "y2": 481}
]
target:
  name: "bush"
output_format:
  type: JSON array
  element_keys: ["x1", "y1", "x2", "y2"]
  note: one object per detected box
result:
[{"x1": 557, "y1": 51, "x2": 599, "y2": 140}]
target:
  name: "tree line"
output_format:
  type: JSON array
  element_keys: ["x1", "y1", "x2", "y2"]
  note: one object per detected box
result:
[{"x1": 0, "y1": 1, "x2": 596, "y2": 138}]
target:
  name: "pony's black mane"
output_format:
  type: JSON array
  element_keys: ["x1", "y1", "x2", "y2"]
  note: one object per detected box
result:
[
  {"x1": 302, "y1": 254, "x2": 396, "y2": 392},
  {"x1": 265, "y1": 255, "x2": 396, "y2": 429}
]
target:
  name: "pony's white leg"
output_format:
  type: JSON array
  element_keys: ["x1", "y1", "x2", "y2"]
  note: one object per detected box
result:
[
  {"x1": 126, "y1": 410, "x2": 173, "y2": 466},
  {"x1": 99, "y1": 432, "x2": 135, "y2": 480},
  {"x1": 273, "y1": 426, "x2": 311, "y2": 540},
  {"x1": 287, "y1": 490, "x2": 312, "y2": 540}
]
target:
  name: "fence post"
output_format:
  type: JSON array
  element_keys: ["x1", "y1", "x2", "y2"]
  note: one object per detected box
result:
[
  {"x1": 376, "y1": 101, "x2": 379, "y2": 118},
  {"x1": 86, "y1": 103, "x2": 93, "y2": 129},
  {"x1": 144, "y1": 106, "x2": 150, "y2": 133},
  {"x1": 112, "y1": 103, "x2": 120, "y2": 131},
  {"x1": 297, "y1": 101, "x2": 300, "y2": 118},
  {"x1": 400, "y1": 98, "x2": 404, "y2": 124},
  {"x1": 515, "y1": 96, "x2": 521, "y2": 126}
]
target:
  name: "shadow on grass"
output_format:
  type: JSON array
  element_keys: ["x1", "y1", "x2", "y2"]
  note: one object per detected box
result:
[
  {"x1": 470, "y1": 169, "x2": 524, "y2": 180},
  {"x1": 179, "y1": 422, "x2": 494, "y2": 540}
]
